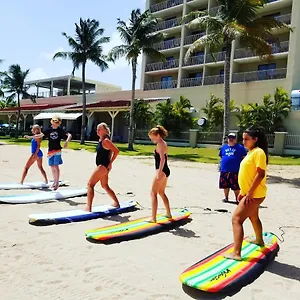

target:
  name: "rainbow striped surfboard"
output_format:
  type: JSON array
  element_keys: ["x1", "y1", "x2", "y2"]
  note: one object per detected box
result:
[
  {"x1": 180, "y1": 232, "x2": 279, "y2": 293},
  {"x1": 85, "y1": 208, "x2": 191, "y2": 242}
]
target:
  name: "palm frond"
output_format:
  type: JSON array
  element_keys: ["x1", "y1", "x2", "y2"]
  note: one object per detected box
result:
[{"x1": 53, "y1": 51, "x2": 69, "y2": 60}]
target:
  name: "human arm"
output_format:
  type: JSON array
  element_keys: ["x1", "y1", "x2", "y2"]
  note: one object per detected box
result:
[
  {"x1": 24, "y1": 133, "x2": 44, "y2": 139},
  {"x1": 62, "y1": 130, "x2": 72, "y2": 148},
  {"x1": 103, "y1": 139, "x2": 120, "y2": 171}
]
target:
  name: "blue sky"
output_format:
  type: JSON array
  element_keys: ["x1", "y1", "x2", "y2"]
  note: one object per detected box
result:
[{"x1": 0, "y1": 0, "x2": 145, "y2": 90}]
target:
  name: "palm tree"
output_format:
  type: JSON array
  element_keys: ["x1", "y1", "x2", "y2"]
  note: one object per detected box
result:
[
  {"x1": 0, "y1": 64, "x2": 34, "y2": 137},
  {"x1": 109, "y1": 9, "x2": 165, "y2": 150},
  {"x1": 53, "y1": 18, "x2": 110, "y2": 144},
  {"x1": 183, "y1": 0, "x2": 291, "y2": 143}
]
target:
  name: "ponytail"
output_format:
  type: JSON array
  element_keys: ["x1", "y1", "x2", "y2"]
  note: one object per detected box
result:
[{"x1": 148, "y1": 125, "x2": 168, "y2": 139}]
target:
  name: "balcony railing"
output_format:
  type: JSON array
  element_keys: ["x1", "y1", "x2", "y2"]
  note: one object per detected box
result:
[
  {"x1": 181, "y1": 77, "x2": 202, "y2": 87},
  {"x1": 150, "y1": 0, "x2": 184, "y2": 13},
  {"x1": 274, "y1": 13, "x2": 291, "y2": 25},
  {"x1": 232, "y1": 68, "x2": 287, "y2": 83},
  {"x1": 183, "y1": 55, "x2": 204, "y2": 66},
  {"x1": 184, "y1": 32, "x2": 205, "y2": 45},
  {"x1": 155, "y1": 17, "x2": 182, "y2": 31},
  {"x1": 209, "y1": 6, "x2": 221, "y2": 15},
  {"x1": 206, "y1": 51, "x2": 226, "y2": 63},
  {"x1": 203, "y1": 75, "x2": 224, "y2": 85},
  {"x1": 145, "y1": 59, "x2": 179, "y2": 72},
  {"x1": 153, "y1": 38, "x2": 181, "y2": 51},
  {"x1": 144, "y1": 80, "x2": 178, "y2": 90},
  {"x1": 234, "y1": 41, "x2": 289, "y2": 59}
]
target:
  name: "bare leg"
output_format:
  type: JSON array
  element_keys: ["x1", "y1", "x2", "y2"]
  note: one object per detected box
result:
[
  {"x1": 100, "y1": 168, "x2": 119, "y2": 208},
  {"x1": 223, "y1": 188, "x2": 229, "y2": 201},
  {"x1": 158, "y1": 176, "x2": 172, "y2": 218},
  {"x1": 150, "y1": 176, "x2": 162, "y2": 223},
  {"x1": 52, "y1": 166, "x2": 59, "y2": 190},
  {"x1": 20, "y1": 156, "x2": 36, "y2": 184},
  {"x1": 234, "y1": 190, "x2": 240, "y2": 201},
  {"x1": 248, "y1": 203, "x2": 265, "y2": 246},
  {"x1": 85, "y1": 166, "x2": 105, "y2": 212},
  {"x1": 50, "y1": 166, "x2": 56, "y2": 187},
  {"x1": 37, "y1": 158, "x2": 48, "y2": 184}
]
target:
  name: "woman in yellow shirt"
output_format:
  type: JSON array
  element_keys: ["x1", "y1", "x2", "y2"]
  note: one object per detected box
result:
[{"x1": 224, "y1": 126, "x2": 268, "y2": 261}]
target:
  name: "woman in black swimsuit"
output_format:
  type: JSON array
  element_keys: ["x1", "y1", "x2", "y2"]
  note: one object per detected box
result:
[
  {"x1": 85, "y1": 123, "x2": 120, "y2": 212},
  {"x1": 148, "y1": 125, "x2": 172, "y2": 223}
]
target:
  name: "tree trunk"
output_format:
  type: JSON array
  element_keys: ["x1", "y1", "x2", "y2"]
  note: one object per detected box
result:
[
  {"x1": 223, "y1": 41, "x2": 232, "y2": 145},
  {"x1": 80, "y1": 63, "x2": 87, "y2": 145},
  {"x1": 15, "y1": 92, "x2": 21, "y2": 138},
  {"x1": 128, "y1": 58, "x2": 137, "y2": 151}
]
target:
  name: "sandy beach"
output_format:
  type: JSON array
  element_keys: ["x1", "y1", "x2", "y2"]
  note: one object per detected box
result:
[{"x1": 0, "y1": 144, "x2": 299, "y2": 300}]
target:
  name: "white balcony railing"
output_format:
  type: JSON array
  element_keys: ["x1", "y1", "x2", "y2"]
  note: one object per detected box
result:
[
  {"x1": 274, "y1": 13, "x2": 291, "y2": 25},
  {"x1": 144, "y1": 80, "x2": 178, "y2": 90},
  {"x1": 232, "y1": 68, "x2": 287, "y2": 83},
  {"x1": 183, "y1": 55, "x2": 205, "y2": 66},
  {"x1": 181, "y1": 77, "x2": 202, "y2": 87},
  {"x1": 184, "y1": 32, "x2": 205, "y2": 45},
  {"x1": 155, "y1": 17, "x2": 182, "y2": 31},
  {"x1": 234, "y1": 41, "x2": 289, "y2": 59},
  {"x1": 145, "y1": 59, "x2": 180, "y2": 72},
  {"x1": 203, "y1": 75, "x2": 224, "y2": 85},
  {"x1": 153, "y1": 38, "x2": 181, "y2": 51},
  {"x1": 206, "y1": 51, "x2": 226, "y2": 63},
  {"x1": 150, "y1": 0, "x2": 184, "y2": 13}
]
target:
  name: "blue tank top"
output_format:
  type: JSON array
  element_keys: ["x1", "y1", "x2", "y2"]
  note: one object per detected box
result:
[{"x1": 31, "y1": 138, "x2": 43, "y2": 158}]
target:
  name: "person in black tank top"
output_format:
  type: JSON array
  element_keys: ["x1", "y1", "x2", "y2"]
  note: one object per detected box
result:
[
  {"x1": 85, "y1": 123, "x2": 120, "y2": 212},
  {"x1": 148, "y1": 125, "x2": 172, "y2": 223}
]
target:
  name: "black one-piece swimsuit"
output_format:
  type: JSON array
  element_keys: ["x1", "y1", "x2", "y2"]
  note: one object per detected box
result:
[
  {"x1": 96, "y1": 138, "x2": 110, "y2": 168},
  {"x1": 154, "y1": 150, "x2": 170, "y2": 177}
]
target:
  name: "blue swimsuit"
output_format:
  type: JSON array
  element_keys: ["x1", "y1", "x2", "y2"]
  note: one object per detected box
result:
[{"x1": 31, "y1": 138, "x2": 43, "y2": 158}]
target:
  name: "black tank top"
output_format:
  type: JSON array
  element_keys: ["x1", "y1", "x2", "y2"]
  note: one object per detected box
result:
[
  {"x1": 96, "y1": 138, "x2": 110, "y2": 167},
  {"x1": 154, "y1": 150, "x2": 170, "y2": 177}
]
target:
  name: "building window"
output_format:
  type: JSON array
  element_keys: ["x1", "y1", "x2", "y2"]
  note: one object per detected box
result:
[
  {"x1": 258, "y1": 63, "x2": 276, "y2": 80},
  {"x1": 161, "y1": 76, "x2": 173, "y2": 89}
]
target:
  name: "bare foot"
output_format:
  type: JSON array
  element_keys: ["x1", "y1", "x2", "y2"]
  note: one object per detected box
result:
[
  {"x1": 84, "y1": 206, "x2": 92, "y2": 212},
  {"x1": 223, "y1": 252, "x2": 242, "y2": 261},
  {"x1": 111, "y1": 202, "x2": 120, "y2": 208},
  {"x1": 246, "y1": 238, "x2": 265, "y2": 247},
  {"x1": 165, "y1": 214, "x2": 172, "y2": 219},
  {"x1": 146, "y1": 219, "x2": 156, "y2": 223},
  {"x1": 52, "y1": 183, "x2": 59, "y2": 191}
]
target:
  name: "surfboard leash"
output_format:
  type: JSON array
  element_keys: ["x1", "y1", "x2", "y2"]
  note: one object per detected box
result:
[{"x1": 274, "y1": 226, "x2": 300, "y2": 243}]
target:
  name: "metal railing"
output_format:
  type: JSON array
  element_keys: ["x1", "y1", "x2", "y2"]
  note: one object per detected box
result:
[
  {"x1": 183, "y1": 55, "x2": 205, "y2": 66},
  {"x1": 184, "y1": 32, "x2": 205, "y2": 45},
  {"x1": 153, "y1": 38, "x2": 181, "y2": 51},
  {"x1": 144, "y1": 80, "x2": 178, "y2": 90},
  {"x1": 203, "y1": 75, "x2": 224, "y2": 85},
  {"x1": 234, "y1": 41, "x2": 289, "y2": 59},
  {"x1": 181, "y1": 77, "x2": 203, "y2": 87},
  {"x1": 285, "y1": 133, "x2": 300, "y2": 150},
  {"x1": 150, "y1": 0, "x2": 184, "y2": 13},
  {"x1": 198, "y1": 131, "x2": 223, "y2": 145},
  {"x1": 274, "y1": 13, "x2": 291, "y2": 25},
  {"x1": 206, "y1": 51, "x2": 226, "y2": 63},
  {"x1": 209, "y1": 6, "x2": 221, "y2": 15},
  {"x1": 155, "y1": 17, "x2": 182, "y2": 31},
  {"x1": 145, "y1": 59, "x2": 179, "y2": 72},
  {"x1": 232, "y1": 68, "x2": 287, "y2": 83},
  {"x1": 266, "y1": 134, "x2": 275, "y2": 148}
]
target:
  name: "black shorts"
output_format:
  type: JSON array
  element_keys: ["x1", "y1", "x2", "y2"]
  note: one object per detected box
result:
[{"x1": 219, "y1": 172, "x2": 240, "y2": 191}]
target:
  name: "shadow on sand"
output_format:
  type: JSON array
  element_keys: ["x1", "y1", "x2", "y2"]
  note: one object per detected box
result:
[
  {"x1": 267, "y1": 260, "x2": 300, "y2": 281},
  {"x1": 267, "y1": 175, "x2": 300, "y2": 188}
]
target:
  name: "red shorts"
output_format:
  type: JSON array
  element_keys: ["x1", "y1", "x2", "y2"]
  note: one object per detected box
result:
[{"x1": 219, "y1": 172, "x2": 240, "y2": 191}]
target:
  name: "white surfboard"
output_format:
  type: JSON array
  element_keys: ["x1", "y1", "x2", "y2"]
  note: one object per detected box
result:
[
  {"x1": 28, "y1": 200, "x2": 138, "y2": 224},
  {"x1": 0, "y1": 180, "x2": 69, "y2": 190},
  {"x1": 0, "y1": 188, "x2": 87, "y2": 204}
]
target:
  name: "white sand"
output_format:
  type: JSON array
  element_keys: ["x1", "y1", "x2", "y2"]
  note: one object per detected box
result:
[{"x1": 0, "y1": 145, "x2": 299, "y2": 300}]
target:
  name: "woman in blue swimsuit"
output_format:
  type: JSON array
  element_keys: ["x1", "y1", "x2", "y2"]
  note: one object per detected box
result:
[
  {"x1": 148, "y1": 125, "x2": 172, "y2": 223},
  {"x1": 21, "y1": 125, "x2": 48, "y2": 184},
  {"x1": 85, "y1": 123, "x2": 120, "y2": 212}
]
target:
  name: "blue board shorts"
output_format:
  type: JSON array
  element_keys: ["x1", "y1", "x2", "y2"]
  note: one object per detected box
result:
[{"x1": 48, "y1": 150, "x2": 63, "y2": 166}]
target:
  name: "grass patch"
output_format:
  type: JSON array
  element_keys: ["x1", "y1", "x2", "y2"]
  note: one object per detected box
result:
[{"x1": 1, "y1": 137, "x2": 300, "y2": 165}]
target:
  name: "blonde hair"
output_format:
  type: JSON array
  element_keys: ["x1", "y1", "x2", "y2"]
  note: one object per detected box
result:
[
  {"x1": 97, "y1": 122, "x2": 111, "y2": 137},
  {"x1": 51, "y1": 115, "x2": 62, "y2": 125},
  {"x1": 32, "y1": 124, "x2": 41, "y2": 134},
  {"x1": 148, "y1": 125, "x2": 168, "y2": 139}
]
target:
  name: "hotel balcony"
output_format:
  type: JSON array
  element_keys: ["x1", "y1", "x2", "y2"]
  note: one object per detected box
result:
[
  {"x1": 186, "y1": 0, "x2": 209, "y2": 6},
  {"x1": 209, "y1": 6, "x2": 221, "y2": 15},
  {"x1": 232, "y1": 68, "x2": 287, "y2": 83},
  {"x1": 261, "y1": 0, "x2": 293, "y2": 14},
  {"x1": 144, "y1": 80, "x2": 178, "y2": 90},
  {"x1": 183, "y1": 32, "x2": 205, "y2": 46},
  {"x1": 155, "y1": 17, "x2": 182, "y2": 32},
  {"x1": 181, "y1": 77, "x2": 202, "y2": 87},
  {"x1": 206, "y1": 51, "x2": 226, "y2": 63},
  {"x1": 145, "y1": 59, "x2": 180, "y2": 72},
  {"x1": 274, "y1": 13, "x2": 291, "y2": 25},
  {"x1": 234, "y1": 41, "x2": 289, "y2": 60},
  {"x1": 182, "y1": 55, "x2": 205, "y2": 67},
  {"x1": 150, "y1": 0, "x2": 184, "y2": 14},
  {"x1": 203, "y1": 75, "x2": 224, "y2": 85},
  {"x1": 153, "y1": 37, "x2": 181, "y2": 51}
]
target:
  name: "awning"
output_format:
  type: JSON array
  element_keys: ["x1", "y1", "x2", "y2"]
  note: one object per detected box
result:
[{"x1": 34, "y1": 112, "x2": 82, "y2": 120}]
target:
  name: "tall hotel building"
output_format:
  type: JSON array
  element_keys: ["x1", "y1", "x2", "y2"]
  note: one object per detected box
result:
[{"x1": 140, "y1": 0, "x2": 300, "y2": 130}]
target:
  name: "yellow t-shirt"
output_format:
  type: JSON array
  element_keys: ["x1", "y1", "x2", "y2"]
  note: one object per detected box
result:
[{"x1": 238, "y1": 147, "x2": 267, "y2": 198}]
